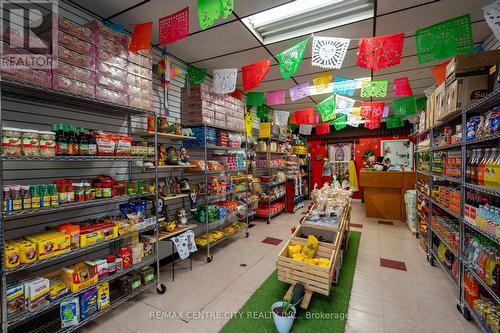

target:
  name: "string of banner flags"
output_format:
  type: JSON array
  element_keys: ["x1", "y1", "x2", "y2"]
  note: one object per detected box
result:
[{"x1": 124, "y1": 0, "x2": 500, "y2": 135}]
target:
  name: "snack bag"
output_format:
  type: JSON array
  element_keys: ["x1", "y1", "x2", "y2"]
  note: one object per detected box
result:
[
  {"x1": 288, "y1": 244, "x2": 302, "y2": 258},
  {"x1": 292, "y1": 253, "x2": 305, "y2": 261},
  {"x1": 60, "y1": 298, "x2": 79, "y2": 327},
  {"x1": 302, "y1": 235, "x2": 319, "y2": 259},
  {"x1": 97, "y1": 282, "x2": 110, "y2": 310}
]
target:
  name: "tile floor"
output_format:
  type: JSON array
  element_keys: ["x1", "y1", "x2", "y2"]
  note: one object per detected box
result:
[{"x1": 82, "y1": 200, "x2": 479, "y2": 333}]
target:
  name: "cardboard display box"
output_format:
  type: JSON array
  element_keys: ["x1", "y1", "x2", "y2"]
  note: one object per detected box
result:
[
  {"x1": 433, "y1": 83, "x2": 447, "y2": 123},
  {"x1": 446, "y1": 50, "x2": 500, "y2": 82},
  {"x1": 445, "y1": 74, "x2": 489, "y2": 116}
]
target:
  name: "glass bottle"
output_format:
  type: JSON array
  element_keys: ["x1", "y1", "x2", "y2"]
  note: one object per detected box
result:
[
  {"x1": 77, "y1": 126, "x2": 88, "y2": 155},
  {"x1": 88, "y1": 130, "x2": 97, "y2": 156},
  {"x1": 467, "y1": 149, "x2": 476, "y2": 183},
  {"x1": 67, "y1": 125, "x2": 77, "y2": 156},
  {"x1": 55, "y1": 124, "x2": 67, "y2": 156},
  {"x1": 473, "y1": 149, "x2": 484, "y2": 185}
]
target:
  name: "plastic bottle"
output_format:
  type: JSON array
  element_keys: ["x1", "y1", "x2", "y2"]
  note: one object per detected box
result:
[
  {"x1": 473, "y1": 149, "x2": 484, "y2": 185},
  {"x1": 492, "y1": 148, "x2": 500, "y2": 188},
  {"x1": 466, "y1": 149, "x2": 475, "y2": 183},
  {"x1": 486, "y1": 248, "x2": 497, "y2": 286},
  {"x1": 477, "y1": 244, "x2": 488, "y2": 279},
  {"x1": 3, "y1": 186, "x2": 12, "y2": 212},
  {"x1": 478, "y1": 148, "x2": 491, "y2": 186},
  {"x1": 485, "y1": 148, "x2": 498, "y2": 187},
  {"x1": 493, "y1": 252, "x2": 500, "y2": 294}
]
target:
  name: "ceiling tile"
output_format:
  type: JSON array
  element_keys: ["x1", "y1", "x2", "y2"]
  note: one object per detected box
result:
[
  {"x1": 192, "y1": 47, "x2": 274, "y2": 70},
  {"x1": 159, "y1": 21, "x2": 260, "y2": 63},
  {"x1": 70, "y1": 0, "x2": 142, "y2": 19},
  {"x1": 235, "y1": 0, "x2": 293, "y2": 18},
  {"x1": 376, "y1": 0, "x2": 433, "y2": 16}
]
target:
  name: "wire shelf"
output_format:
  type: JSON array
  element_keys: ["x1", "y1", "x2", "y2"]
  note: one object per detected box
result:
[
  {"x1": 463, "y1": 302, "x2": 489, "y2": 333},
  {"x1": 432, "y1": 111, "x2": 463, "y2": 129},
  {"x1": 4, "y1": 224, "x2": 157, "y2": 274},
  {"x1": 60, "y1": 282, "x2": 155, "y2": 333},
  {"x1": 431, "y1": 173, "x2": 461, "y2": 184},
  {"x1": 463, "y1": 183, "x2": 500, "y2": 196},
  {"x1": 197, "y1": 226, "x2": 247, "y2": 249},
  {"x1": 137, "y1": 132, "x2": 196, "y2": 140},
  {"x1": 464, "y1": 261, "x2": 500, "y2": 305},
  {"x1": 3, "y1": 193, "x2": 153, "y2": 220},
  {"x1": 1, "y1": 79, "x2": 152, "y2": 117},
  {"x1": 431, "y1": 142, "x2": 462, "y2": 151},
  {"x1": 3, "y1": 155, "x2": 145, "y2": 162},
  {"x1": 463, "y1": 218, "x2": 500, "y2": 245},
  {"x1": 430, "y1": 250, "x2": 459, "y2": 293},
  {"x1": 465, "y1": 132, "x2": 500, "y2": 145},
  {"x1": 431, "y1": 229, "x2": 459, "y2": 257},
  {"x1": 183, "y1": 123, "x2": 246, "y2": 134},
  {"x1": 7, "y1": 257, "x2": 156, "y2": 327},
  {"x1": 431, "y1": 199, "x2": 462, "y2": 221}
]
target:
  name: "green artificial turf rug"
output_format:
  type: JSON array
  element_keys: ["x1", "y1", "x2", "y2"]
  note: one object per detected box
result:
[{"x1": 221, "y1": 231, "x2": 361, "y2": 333}]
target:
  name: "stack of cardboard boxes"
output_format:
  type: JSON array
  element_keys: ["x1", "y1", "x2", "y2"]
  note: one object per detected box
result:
[{"x1": 421, "y1": 50, "x2": 500, "y2": 132}]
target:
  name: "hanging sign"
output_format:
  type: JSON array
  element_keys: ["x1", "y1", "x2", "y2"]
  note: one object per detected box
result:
[
  {"x1": 416, "y1": 14, "x2": 474, "y2": 64},
  {"x1": 213, "y1": 68, "x2": 237, "y2": 94},
  {"x1": 311, "y1": 37, "x2": 350, "y2": 69},
  {"x1": 392, "y1": 96, "x2": 417, "y2": 117},
  {"x1": 242, "y1": 59, "x2": 271, "y2": 91},
  {"x1": 159, "y1": 7, "x2": 189, "y2": 45},
  {"x1": 485, "y1": 1, "x2": 500, "y2": 42},
  {"x1": 129, "y1": 22, "x2": 153, "y2": 52},
  {"x1": 294, "y1": 108, "x2": 314, "y2": 125},
  {"x1": 393, "y1": 77, "x2": 413, "y2": 96},
  {"x1": 187, "y1": 65, "x2": 207, "y2": 85},
  {"x1": 333, "y1": 77, "x2": 356, "y2": 96},
  {"x1": 274, "y1": 111, "x2": 289, "y2": 126},
  {"x1": 299, "y1": 124, "x2": 313, "y2": 135},
  {"x1": 333, "y1": 115, "x2": 347, "y2": 131},
  {"x1": 317, "y1": 95, "x2": 335, "y2": 122},
  {"x1": 266, "y1": 90, "x2": 285, "y2": 106},
  {"x1": 244, "y1": 107, "x2": 253, "y2": 137},
  {"x1": 356, "y1": 33, "x2": 404, "y2": 70},
  {"x1": 197, "y1": 0, "x2": 234, "y2": 30},
  {"x1": 247, "y1": 92, "x2": 265, "y2": 106},
  {"x1": 335, "y1": 95, "x2": 355, "y2": 115},
  {"x1": 315, "y1": 123, "x2": 331, "y2": 135},
  {"x1": 360, "y1": 80, "x2": 388, "y2": 98},
  {"x1": 276, "y1": 38, "x2": 309, "y2": 79},
  {"x1": 289, "y1": 82, "x2": 311, "y2": 102},
  {"x1": 312, "y1": 73, "x2": 333, "y2": 92}
]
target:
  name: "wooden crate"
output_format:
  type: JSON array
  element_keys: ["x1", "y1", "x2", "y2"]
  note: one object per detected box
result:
[{"x1": 277, "y1": 202, "x2": 350, "y2": 297}]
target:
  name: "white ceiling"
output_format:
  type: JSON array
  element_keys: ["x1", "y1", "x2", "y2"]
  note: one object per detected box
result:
[{"x1": 71, "y1": 0, "x2": 495, "y2": 111}]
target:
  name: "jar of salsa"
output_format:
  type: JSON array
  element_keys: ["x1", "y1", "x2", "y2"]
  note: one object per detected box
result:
[
  {"x1": 84, "y1": 181, "x2": 91, "y2": 201},
  {"x1": 30, "y1": 185, "x2": 40, "y2": 208},
  {"x1": 74, "y1": 182, "x2": 85, "y2": 202},
  {"x1": 102, "y1": 180, "x2": 113, "y2": 198},
  {"x1": 95, "y1": 183, "x2": 103, "y2": 198}
]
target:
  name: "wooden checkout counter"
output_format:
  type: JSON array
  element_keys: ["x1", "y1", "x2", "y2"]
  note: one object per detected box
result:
[{"x1": 359, "y1": 171, "x2": 415, "y2": 220}]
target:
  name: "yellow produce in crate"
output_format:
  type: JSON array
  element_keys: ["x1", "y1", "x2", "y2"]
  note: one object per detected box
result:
[
  {"x1": 302, "y1": 235, "x2": 319, "y2": 259},
  {"x1": 288, "y1": 244, "x2": 302, "y2": 258}
]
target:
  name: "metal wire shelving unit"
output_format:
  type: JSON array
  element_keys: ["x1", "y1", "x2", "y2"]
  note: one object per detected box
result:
[
  {"x1": 0, "y1": 79, "x2": 166, "y2": 333},
  {"x1": 255, "y1": 135, "x2": 288, "y2": 224},
  {"x1": 183, "y1": 124, "x2": 250, "y2": 263},
  {"x1": 414, "y1": 88, "x2": 500, "y2": 331}
]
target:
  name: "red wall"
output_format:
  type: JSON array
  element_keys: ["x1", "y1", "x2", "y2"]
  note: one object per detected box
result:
[{"x1": 308, "y1": 134, "x2": 409, "y2": 198}]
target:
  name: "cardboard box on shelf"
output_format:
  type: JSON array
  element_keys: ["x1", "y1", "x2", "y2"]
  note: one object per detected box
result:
[
  {"x1": 445, "y1": 74, "x2": 489, "y2": 116},
  {"x1": 489, "y1": 64, "x2": 500, "y2": 91},
  {"x1": 446, "y1": 50, "x2": 500, "y2": 82},
  {"x1": 433, "y1": 83, "x2": 447, "y2": 123}
]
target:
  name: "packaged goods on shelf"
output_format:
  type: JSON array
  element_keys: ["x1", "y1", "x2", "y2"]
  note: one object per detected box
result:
[
  {"x1": 466, "y1": 147, "x2": 500, "y2": 188},
  {"x1": 466, "y1": 108, "x2": 500, "y2": 142},
  {"x1": 464, "y1": 191, "x2": 500, "y2": 237},
  {"x1": 181, "y1": 84, "x2": 244, "y2": 131},
  {"x1": 58, "y1": 16, "x2": 93, "y2": 42},
  {"x1": 182, "y1": 127, "x2": 217, "y2": 147},
  {"x1": 52, "y1": 74, "x2": 96, "y2": 98},
  {"x1": 57, "y1": 45, "x2": 95, "y2": 69},
  {"x1": 431, "y1": 214, "x2": 460, "y2": 253},
  {"x1": 435, "y1": 125, "x2": 462, "y2": 147},
  {"x1": 6, "y1": 282, "x2": 24, "y2": 315},
  {"x1": 432, "y1": 184, "x2": 461, "y2": 214},
  {"x1": 464, "y1": 236, "x2": 499, "y2": 289},
  {"x1": 19, "y1": 276, "x2": 50, "y2": 310},
  {"x1": 57, "y1": 30, "x2": 93, "y2": 56},
  {"x1": 60, "y1": 298, "x2": 80, "y2": 328},
  {"x1": 79, "y1": 287, "x2": 98, "y2": 320},
  {"x1": 54, "y1": 61, "x2": 95, "y2": 84}
]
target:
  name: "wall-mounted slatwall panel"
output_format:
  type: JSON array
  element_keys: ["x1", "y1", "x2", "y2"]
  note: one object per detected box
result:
[{"x1": 484, "y1": 33, "x2": 500, "y2": 50}]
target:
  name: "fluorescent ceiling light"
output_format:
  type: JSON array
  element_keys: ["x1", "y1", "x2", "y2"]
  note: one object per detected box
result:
[{"x1": 242, "y1": 0, "x2": 374, "y2": 44}]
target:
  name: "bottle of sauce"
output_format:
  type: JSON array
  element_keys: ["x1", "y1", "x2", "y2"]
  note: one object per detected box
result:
[
  {"x1": 49, "y1": 184, "x2": 59, "y2": 206},
  {"x1": 78, "y1": 126, "x2": 88, "y2": 155},
  {"x1": 67, "y1": 125, "x2": 77, "y2": 156},
  {"x1": 88, "y1": 130, "x2": 97, "y2": 156},
  {"x1": 55, "y1": 124, "x2": 67, "y2": 156}
]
